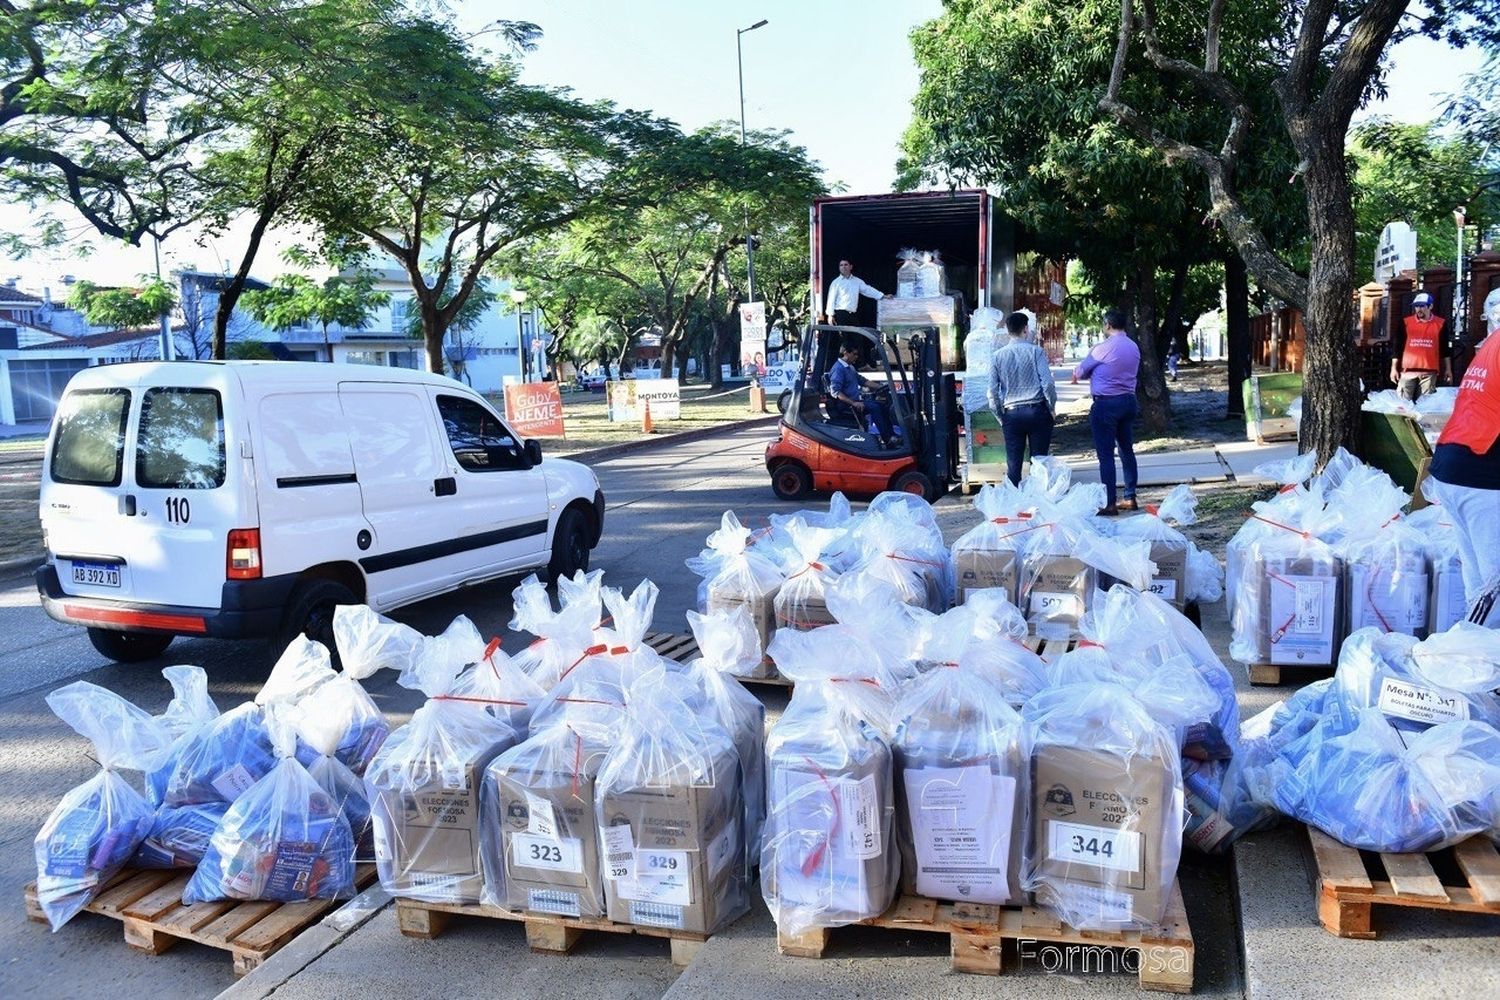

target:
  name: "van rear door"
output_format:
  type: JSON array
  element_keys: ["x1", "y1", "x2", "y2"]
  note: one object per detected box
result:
[{"x1": 48, "y1": 367, "x2": 251, "y2": 609}]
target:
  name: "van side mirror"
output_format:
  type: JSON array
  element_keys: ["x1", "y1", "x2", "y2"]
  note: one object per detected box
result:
[{"x1": 524, "y1": 439, "x2": 543, "y2": 466}]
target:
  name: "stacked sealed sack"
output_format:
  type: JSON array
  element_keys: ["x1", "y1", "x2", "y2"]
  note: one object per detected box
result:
[
  {"x1": 773, "y1": 521, "x2": 845, "y2": 631},
  {"x1": 839, "y1": 506, "x2": 946, "y2": 613},
  {"x1": 1110, "y1": 484, "x2": 1225, "y2": 609},
  {"x1": 1019, "y1": 488, "x2": 1154, "y2": 639},
  {"x1": 366, "y1": 618, "x2": 532, "y2": 904},
  {"x1": 950, "y1": 483, "x2": 1037, "y2": 605},
  {"x1": 687, "y1": 512, "x2": 784, "y2": 666},
  {"x1": 906, "y1": 590, "x2": 1027, "y2": 673},
  {"x1": 594, "y1": 670, "x2": 749, "y2": 933},
  {"x1": 761, "y1": 626, "x2": 901, "y2": 935},
  {"x1": 34, "y1": 683, "x2": 172, "y2": 929},
  {"x1": 185, "y1": 708, "x2": 357, "y2": 904},
  {"x1": 135, "y1": 666, "x2": 223, "y2": 870},
  {"x1": 509, "y1": 571, "x2": 608, "y2": 690},
  {"x1": 1330, "y1": 467, "x2": 1430, "y2": 638},
  {"x1": 1404, "y1": 505, "x2": 1467, "y2": 634},
  {"x1": 892, "y1": 654, "x2": 1030, "y2": 905}
]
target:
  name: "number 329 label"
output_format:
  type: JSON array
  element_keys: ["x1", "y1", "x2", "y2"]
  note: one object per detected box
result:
[
  {"x1": 1048, "y1": 820, "x2": 1141, "y2": 874},
  {"x1": 512, "y1": 832, "x2": 583, "y2": 873}
]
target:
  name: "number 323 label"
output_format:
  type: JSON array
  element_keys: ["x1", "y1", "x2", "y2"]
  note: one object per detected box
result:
[
  {"x1": 512, "y1": 832, "x2": 583, "y2": 873},
  {"x1": 1048, "y1": 820, "x2": 1142, "y2": 874}
]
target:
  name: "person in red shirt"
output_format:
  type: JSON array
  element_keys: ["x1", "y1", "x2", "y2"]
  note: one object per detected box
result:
[
  {"x1": 1423, "y1": 287, "x2": 1500, "y2": 625},
  {"x1": 1389, "y1": 292, "x2": 1451, "y2": 400}
]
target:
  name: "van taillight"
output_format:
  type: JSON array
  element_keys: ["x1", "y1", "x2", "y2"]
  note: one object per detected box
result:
[{"x1": 227, "y1": 528, "x2": 262, "y2": 580}]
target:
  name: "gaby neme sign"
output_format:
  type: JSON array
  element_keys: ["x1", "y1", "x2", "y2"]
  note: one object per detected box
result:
[
  {"x1": 1375, "y1": 221, "x2": 1417, "y2": 283},
  {"x1": 503, "y1": 381, "x2": 565, "y2": 437}
]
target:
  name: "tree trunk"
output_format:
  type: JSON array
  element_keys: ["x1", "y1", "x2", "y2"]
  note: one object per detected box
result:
[
  {"x1": 660, "y1": 340, "x2": 676, "y2": 381},
  {"x1": 420, "y1": 302, "x2": 445, "y2": 374},
  {"x1": 1129, "y1": 260, "x2": 1172, "y2": 434},
  {"x1": 707, "y1": 265, "x2": 725, "y2": 388},
  {"x1": 1297, "y1": 143, "x2": 1362, "y2": 464},
  {"x1": 1225, "y1": 253, "x2": 1251, "y2": 418},
  {"x1": 213, "y1": 204, "x2": 278, "y2": 359}
]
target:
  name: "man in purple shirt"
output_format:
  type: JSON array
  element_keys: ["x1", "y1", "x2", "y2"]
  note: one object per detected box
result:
[{"x1": 1072, "y1": 308, "x2": 1141, "y2": 514}]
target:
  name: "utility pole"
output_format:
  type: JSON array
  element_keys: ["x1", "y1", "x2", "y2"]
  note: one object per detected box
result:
[{"x1": 737, "y1": 18, "x2": 768, "y2": 302}]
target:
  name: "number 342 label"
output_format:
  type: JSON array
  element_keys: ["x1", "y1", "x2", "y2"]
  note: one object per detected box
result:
[
  {"x1": 1047, "y1": 820, "x2": 1142, "y2": 874},
  {"x1": 512, "y1": 832, "x2": 583, "y2": 874}
]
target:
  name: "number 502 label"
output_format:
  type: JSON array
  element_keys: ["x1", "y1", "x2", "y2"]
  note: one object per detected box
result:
[{"x1": 1048, "y1": 820, "x2": 1141, "y2": 873}]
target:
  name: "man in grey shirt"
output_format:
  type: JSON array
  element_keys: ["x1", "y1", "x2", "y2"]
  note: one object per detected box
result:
[{"x1": 986, "y1": 311, "x2": 1058, "y2": 484}]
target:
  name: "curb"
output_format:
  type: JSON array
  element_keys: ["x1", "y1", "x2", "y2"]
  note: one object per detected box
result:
[
  {"x1": 215, "y1": 884, "x2": 391, "y2": 1000},
  {"x1": 554, "y1": 413, "x2": 781, "y2": 465},
  {"x1": 0, "y1": 554, "x2": 40, "y2": 579}
]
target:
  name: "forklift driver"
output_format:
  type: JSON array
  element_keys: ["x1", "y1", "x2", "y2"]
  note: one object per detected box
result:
[{"x1": 830, "y1": 341, "x2": 898, "y2": 449}]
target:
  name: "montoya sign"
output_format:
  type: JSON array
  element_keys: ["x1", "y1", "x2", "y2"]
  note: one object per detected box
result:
[{"x1": 607, "y1": 378, "x2": 680, "y2": 421}]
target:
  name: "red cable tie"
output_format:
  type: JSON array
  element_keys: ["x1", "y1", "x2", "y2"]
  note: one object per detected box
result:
[
  {"x1": 886, "y1": 553, "x2": 946, "y2": 568},
  {"x1": 431, "y1": 695, "x2": 529, "y2": 707},
  {"x1": 558, "y1": 643, "x2": 610, "y2": 681},
  {"x1": 1250, "y1": 514, "x2": 1311, "y2": 539},
  {"x1": 1076, "y1": 638, "x2": 1104, "y2": 649}
]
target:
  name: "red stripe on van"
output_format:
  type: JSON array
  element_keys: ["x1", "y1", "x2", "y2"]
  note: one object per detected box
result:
[{"x1": 63, "y1": 605, "x2": 208, "y2": 634}]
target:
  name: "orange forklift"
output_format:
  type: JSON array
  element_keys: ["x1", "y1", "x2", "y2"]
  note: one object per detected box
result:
[{"x1": 764, "y1": 324, "x2": 958, "y2": 502}]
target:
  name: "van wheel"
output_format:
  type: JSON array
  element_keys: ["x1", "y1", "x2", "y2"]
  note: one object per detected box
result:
[
  {"x1": 277, "y1": 578, "x2": 356, "y2": 655},
  {"x1": 771, "y1": 463, "x2": 812, "y2": 501},
  {"x1": 87, "y1": 628, "x2": 173, "y2": 663},
  {"x1": 547, "y1": 507, "x2": 591, "y2": 585}
]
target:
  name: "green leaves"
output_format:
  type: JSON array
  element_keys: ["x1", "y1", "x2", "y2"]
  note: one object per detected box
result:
[
  {"x1": 241, "y1": 267, "x2": 390, "y2": 340},
  {"x1": 65, "y1": 276, "x2": 176, "y2": 329}
]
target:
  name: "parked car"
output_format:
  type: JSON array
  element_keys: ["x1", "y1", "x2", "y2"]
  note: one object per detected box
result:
[{"x1": 36, "y1": 361, "x2": 606, "y2": 662}]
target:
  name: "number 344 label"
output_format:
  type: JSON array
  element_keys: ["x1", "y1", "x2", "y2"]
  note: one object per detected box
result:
[
  {"x1": 1047, "y1": 820, "x2": 1142, "y2": 874},
  {"x1": 512, "y1": 832, "x2": 583, "y2": 874}
]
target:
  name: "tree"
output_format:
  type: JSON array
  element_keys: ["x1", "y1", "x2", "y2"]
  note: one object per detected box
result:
[
  {"x1": 241, "y1": 254, "x2": 390, "y2": 357},
  {"x1": 175, "y1": 279, "x2": 211, "y2": 360},
  {"x1": 400, "y1": 276, "x2": 496, "y2": 383},
  {"x1": 1099, "y1": 0, "x2": 1500, "y2": 461},
  {"x1": 66, "y1": 277, "x2": 176, "y2": 330}
]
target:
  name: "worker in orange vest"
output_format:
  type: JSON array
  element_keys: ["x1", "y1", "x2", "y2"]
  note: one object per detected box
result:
[
  {"x1": 1423, "y1": 287, "x2": 1500, "y2": 624},
  {"x1": 1389, "y1": 291, "x2": 1451, "y2": 400}
]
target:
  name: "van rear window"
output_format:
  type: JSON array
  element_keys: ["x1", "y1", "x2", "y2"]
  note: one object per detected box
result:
[
  {"x1": 136, "y1": 388, "x2": 226, "y2": 489},
  {"x1": 51, "y1": 388, "x2": 130, "y2": 486}
]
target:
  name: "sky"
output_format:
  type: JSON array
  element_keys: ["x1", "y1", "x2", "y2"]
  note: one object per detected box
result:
[{"x1": 0, "y1": 1, "x2": 1484, "y2": 293}]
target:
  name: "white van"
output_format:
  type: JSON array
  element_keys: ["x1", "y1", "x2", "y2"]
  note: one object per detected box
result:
[{"x1": 37, "y1": 361, "x2": 605, "y2": 662}]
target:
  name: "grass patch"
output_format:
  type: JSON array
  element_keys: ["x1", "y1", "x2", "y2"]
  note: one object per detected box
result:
[{"x1": 503, "y1": 382, "x2": 775, "y2": 457}]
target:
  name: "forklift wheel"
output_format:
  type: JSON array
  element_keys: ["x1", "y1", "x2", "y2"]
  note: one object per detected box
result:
[
  {"x1": 891, "y1": 469, "x2": 936, "y2": 502},
  {"x1": 771, "y1": 463, "x2": 812, "y2": 501}
]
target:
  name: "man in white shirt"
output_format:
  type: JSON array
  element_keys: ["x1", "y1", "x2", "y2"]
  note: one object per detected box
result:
[{"x1": 824, "y1": 259, "x2": 885, "y2": 326}]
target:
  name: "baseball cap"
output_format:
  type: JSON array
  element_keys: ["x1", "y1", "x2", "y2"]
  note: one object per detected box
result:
[{"x1": 1413, "y1": 292, "x2": 1434, "y2": 307}]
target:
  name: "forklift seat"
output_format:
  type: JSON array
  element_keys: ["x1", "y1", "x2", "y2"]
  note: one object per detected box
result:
[{"x1": 820, "y1": 373, "x2": 863, "y2": 429}]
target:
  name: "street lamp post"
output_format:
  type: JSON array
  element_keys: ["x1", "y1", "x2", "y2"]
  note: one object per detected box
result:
[{"x1": 737, "y1": 18, "x2": 768, "y2": 303}]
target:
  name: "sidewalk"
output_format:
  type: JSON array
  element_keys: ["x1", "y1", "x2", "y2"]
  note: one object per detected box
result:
[{"x1": 1062, "y1": 439, "x2": 1298, "y2": 488}]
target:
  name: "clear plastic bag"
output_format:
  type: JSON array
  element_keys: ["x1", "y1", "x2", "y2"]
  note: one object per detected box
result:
[
  {"x1": 1022, "y1": 682, "x2": 1185, "y2": 930},
  {"x1": 1278, "y1": 708, "x2": 1500, "y2": 852},
  {"x1": 332, "y1": 603, "x2": 426, "y2": 676},
  {"x1": 679, "y1": 608, "x2": 768, "y2": 867},
  {"x1": 593, "y1": 675, "x2": 748, "y2": 933},
  {"x1": 1019, "y1": 517, "x2": 1153, "y2": 639},
  {"x1": 184, "y1": 710, "x2": 357, "y2": 904},
  {"x1": 950, "y1": 483, "x2": 1040, "y2": 606},
  {"x1": 819, "y1": 573, "x2": 923, "y2": 681},
  {"x1": 687, "y1": 512, "x2": 784, "y2": 667},
  {"x1": 33, "y1": 682, "x2": 173, "y2": 930},
  {"x1": 482, "y1": 720, "x2": 615, "y2": 917},
  {"x1": 1406, "y1": 506, "x2": 1467, "y2": 634},
  {"x1": 892, "y1": 663, "x2": 1030, "y2": 905},
  {"x1": 761, "y1": 631, "x2": 899, "y2": 934},
  {"x1": 763, "y1": 494, "x2": 856, "y2": 571},
  {"x1": 1409, "y1": 621, "x2": 1500, "y2": 697},
  {"x1": 842, "y1": 507, "x2": 947, "y2": 613},
  {"x1": 1110, "y1": 485, "x2": 1196, "y2": 609},
  {"x1": 1185, "y1": 543, "x2": 1225, "y2": 605},
  {"x1": 509, "y1": 573, "x2": 604, "y2": 690},
  {"x1": 1332, "y1": 473, "x2": 1429, "y2": 637},
  {"x1": 908, "y1": 590, "x2": 1027, "y2": 672},
  {"x1": 165, "y1": 702, "x2": 280, "y2": 806},
  {"x1": 773, "y1": 520, "x2": 845, "y2": 631},
  {"x1": 366, "y1": 620, "x2": 525, "y2": 904},
  {"x1": 145, "y1": 666, "x2": 219, "y2": 807},
  {"x1": 133, "y1": 802, "x2": 229, "y2": 869}
]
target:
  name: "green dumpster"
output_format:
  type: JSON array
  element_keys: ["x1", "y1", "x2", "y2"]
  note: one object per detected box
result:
[{"x1": 1242, "y1": 373, "x2": 1303, "y2": 443}]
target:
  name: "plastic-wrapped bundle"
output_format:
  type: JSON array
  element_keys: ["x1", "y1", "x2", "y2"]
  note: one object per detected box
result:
[
  {"x1": 955, "y1": 632, "x2": 1050, "y2": 708},
  {"x1": 773, "y1": 520, "x2": 845, "y2": 631},
  {"x1": 950, "y1": 484, "x2": 1039, "y2": 605},
  {"x1": 1227, "y1": 485, "x2": 1343, "y2": 667},
  {"x1": 145, "y1": 666, "x2": 219, "y2": 808},
  {"x1": 593, "y1": 675, "x2": 748, "y2": 933},
  {"x1": 133, "y1": 802, "x2": 229, "y2": 869},
  {"x1": 1079, "y1": 586, "x2": 1240, "y2": 761},
  {"x1": 507, "y1": 573, "x2": 602, "y2": 691},
  {"x1": 1110, "y1": 485, "x2": 1197, "y2": 609},
  {"x1": 1186, "y1": 544, "x2": 1225, "y2": 605},
  {"x1": 33, "y1": 683, "x2": 172, "y2": 930},
  {"x1": 1405, "y1": 506, "x2": 1467, "y2": 633},
  {"x1": 1019, "y1": 516, "x2": 1153, "y2": 639},
  {"x1": 1022, "y1": 683, "x2": 1185, "y2": 930},
  {"x1": 366, "y1": 621, "x2": 522, "y2": 904},
  {"x1": 1404, "y1": 622, "x2": 1500, "y2": 727},
  {"x1": 908, "y1": 590, "x2": 1027, "y2": 672},
  {"x1": 686, "y1": 513, "x2": 784, "y2": 672},
  {"x1": 185, "y1": 711, "x2": 356, "y2": 903},
  {"x1": 1276, "y1": 708, "x2": 1500, "y2": 852},
  {"x1": 841, "y1": 508, "x2": 946, "y2": 613},
  {"x1": 682, "y1": 608, "x2": 767, "y2": 865},
  {"x1": 761, "y1": 628, "x2": 900, "y2": 935},
  {"x1": 483, "y1": 720, "x2": 615, "y2": 917},
  {"x1": 762, "y1": 494, "x2": 857, "y2": 572},
  {"x1": 165, "y1": 703, "x2": 279, "y2": 806},
  {"x1": 331, "y1": 603, "x2": 426, "y2": 675},
  {"x1": 1334, "y1": 472, "x2": 1429, "y2": 638},
  {"x1": 820, "y1": 573, "x2": 922, "y2": 682},
  {"x1": 892, "y1": 662, "x2": 1030, "y2": 905}
]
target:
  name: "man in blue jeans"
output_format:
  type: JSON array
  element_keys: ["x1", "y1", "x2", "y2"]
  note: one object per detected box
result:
[
  {"x1": 829, "y1": 341, "x2": 897, "y2": 448},
  {"x1": 1072, "y1": 308, "x2": 1140, "y2": 514},
  {"x1": 986, "y1": 311, "x2": 1057, "y2": 484}
]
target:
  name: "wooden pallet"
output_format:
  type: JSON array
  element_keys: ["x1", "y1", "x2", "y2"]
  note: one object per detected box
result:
[
  {"x1": 1305, "y1": 826, "x2": 1500, "y2": 939},
  {"x1": 643, "y1": 630, "x2": 791, "y2": 687},
  {"x1": 394, "y1": 897, "x2": 708, "y2": 967},
  {"x1": 25, "y1": 864, "x2": 377, "y2": 977},
  {"x1": 1020, "y1": 634, "x2": 1077, "y2": 663},
  {"x1": 776, "y1": 883, "x2": 1194, "y2": 993},
  {"x1": 1247, "y1": 662, "x2": 1334, "y2": 686}
]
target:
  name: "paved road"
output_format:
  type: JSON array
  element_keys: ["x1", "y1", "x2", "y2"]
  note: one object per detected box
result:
[{"x1": 1, "y1": 422, "x2": 1494, "y2": 999}]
